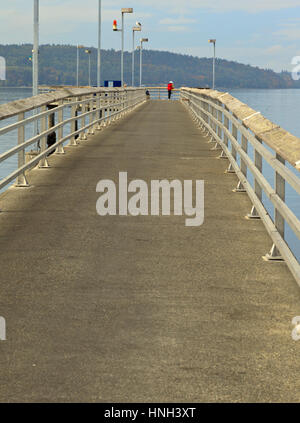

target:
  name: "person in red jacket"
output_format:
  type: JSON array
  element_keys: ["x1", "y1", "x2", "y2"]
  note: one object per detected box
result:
[{"x1": 167, "y1": 81, "x2": 174, "y2": 99}]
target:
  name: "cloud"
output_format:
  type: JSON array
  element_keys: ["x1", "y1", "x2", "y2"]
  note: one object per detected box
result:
[
  {"x1": 0, "y1": 0, "x2": 299, "y2": 72},
  {"x1": 160, "y1": 17, "x2": 196, "y2": 33},
  {"x1": 274, "y1": 23, "x2": 300, "y2": 40},
  {"x1": 159, "y1": 17, "x2": 196, "y2": 25},
  {"x1": 118, "y1": 0, "x2": 300, "y2": 13},
  {"x1": 264, "y1": 45, "x2": 285, "y2": 54}
]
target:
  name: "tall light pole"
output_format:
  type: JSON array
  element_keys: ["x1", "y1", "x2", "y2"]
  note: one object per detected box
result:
[
  {"x1": 132, "y1": 22, "x2": 141, "y2": 86},
  {"x1": 139, "y1": 38, "x2": 148, "y2": 87},
  {"x1": 77, "y1": 45, "x2": 85, "y2": 86},
  {"x1": 113, "y1": 8, "x2": 133, "y2": 86},
  {"x1": 33, "y1": 0, "x2": 39, "y2": 97},
  {"x1": 85, "y1": 50, "x2": 92, "y2": 86},
  {"x1": 97, "y1": 0, "x2": 102, "y2": 87},
  {"x1": 209, "y1": 39, "x2": 216, "y2": 90},
  {"x1": 33, "y1": 0, "x2": 39, "y2": 137}
]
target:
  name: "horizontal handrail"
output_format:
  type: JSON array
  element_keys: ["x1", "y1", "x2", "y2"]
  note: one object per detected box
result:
[
  {"x1": 0, "y1": 86, "x2": 144, "y2": 121},
  {"x1": 181, "y1": 87, "x2": 300, "y2": 287},
  {"x1": 145, "y1": 87, "x2": 180, "y2": 100},
  {"x1": 181, "y1": 87, "x2": 300, "y2": 170},
  {"x1": 0, "y1": 87, "x2": 146, "y2": 193}
]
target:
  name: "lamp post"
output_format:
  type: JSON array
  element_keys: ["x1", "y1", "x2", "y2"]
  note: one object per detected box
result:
[
  {"x1": 113, "y1": 8, "x2": 134, "y2": 86},
  {"x1": 208, "y1": 39, "x2": 216, "y2": 90},
  {"x1": 85, "y1": 50, "x2": 92, "y2": 86},
  {"x1": 77, "y1": 44, "x2": 85, "y2": 86},
  {"x1": 139, "y1": 38, "x2": 148, "y2": 87},
  {"x1": 33, "y1": 0, "x2": 39, "y2": 98},
  {"x1": 97, "y1": 0, "x2": 102, "y2": 87},
  {"x1": 33, "y1": 0, "x2": 39, "y2": 137},
  {"x1": 132, "y1": 22, "x2": 141, "y2": 86}
]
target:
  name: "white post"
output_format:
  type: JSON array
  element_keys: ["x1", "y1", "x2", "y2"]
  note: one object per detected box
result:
[
  {"x1": 121, "y1": 12, "x2": 124, "y2": 86},
  {"x1": 97, "y1": 0, "x2": 102, "y2": 87},
  {"x1": 33, "y1": 0, "x2": 39, "y2": 138},
  {"x1": 213, "y1": 42, "x2": 216, "y2": 90},
  {"x1": 89, "y1": 53, "x2": 91, "y2": 86},
  {"x1": 140, "y1": 42, "x2": 142, "y2": 87},
  {"x1": 33, "y1": 0, "x2": 39, "y2": 97},
  {"x1": 132, "y1": 30, "x2": 135, "y2": 87},
  {"x1": 77, "y1": 45, "x2": 79, "y2": 87}
]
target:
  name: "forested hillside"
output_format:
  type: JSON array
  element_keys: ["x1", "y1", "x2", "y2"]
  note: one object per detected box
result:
[{"x1": 0, "y1": 44, "x2": 298, "y2": 89}]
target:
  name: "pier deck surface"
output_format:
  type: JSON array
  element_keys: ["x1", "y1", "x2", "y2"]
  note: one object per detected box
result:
[{"x1": 0, "y1": 100, "x2": 299, "y2": 402}]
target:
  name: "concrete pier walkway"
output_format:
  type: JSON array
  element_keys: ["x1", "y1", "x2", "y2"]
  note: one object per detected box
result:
[{"x1": 0, "y1": 100, "x2": 299, "y2": 402}]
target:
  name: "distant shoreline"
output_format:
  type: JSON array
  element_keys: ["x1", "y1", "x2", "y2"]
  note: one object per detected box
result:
[{"x1": 1, "y1": 86, "x2": 300, "y2": 90}]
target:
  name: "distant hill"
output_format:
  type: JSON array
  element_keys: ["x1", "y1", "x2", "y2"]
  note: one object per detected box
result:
[{"x1": 0, "y1": 44, "x2": 299, "y2": 89}]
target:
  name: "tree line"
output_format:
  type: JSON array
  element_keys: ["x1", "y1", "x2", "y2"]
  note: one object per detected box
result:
[{"x1": 0, "y1": 44, "x2": 299, "y2": 89}]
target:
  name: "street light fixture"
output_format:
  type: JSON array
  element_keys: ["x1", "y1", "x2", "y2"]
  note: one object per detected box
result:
[
  {"x1": 113, "y1": 7, "x2": 134, "y2": 86},
  {"x1": 132, "y1": 22, "x2": 142, "y2": 86},
  {"x1": 139, "y1": 38, "x2": 148, "y2": 87},
  {"x1": 208, "y1": 39, "x2": 216, "y2": 90},
  {"x1": 85, "y1": 49, "x2": 92, "y2": 86},
  {"x1": 77, "y1": 44, "x2": 85, "y2": 87}
]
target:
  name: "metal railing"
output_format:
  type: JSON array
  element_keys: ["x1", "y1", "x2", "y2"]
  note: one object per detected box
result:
[
  {"x1": 181, "y1": 87, "x2": 300, "y2": 286},
  {"x1": 0, "y1": 87, "x2": 146, "y2": 193},
  {"x1": 146, "y1": 87, "x2": 180, "y2": 101}
]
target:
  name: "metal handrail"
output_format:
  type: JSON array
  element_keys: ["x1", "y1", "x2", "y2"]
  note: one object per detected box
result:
[
  {"x1": 0, "y1": 87, "x2": 146, "y2": 193},
  {"x1": 181, "y1": 87, "x2": 300, "y2": 286},
  {"x1": 145, "y1": 87, "x2": 180, "y2": 100}
]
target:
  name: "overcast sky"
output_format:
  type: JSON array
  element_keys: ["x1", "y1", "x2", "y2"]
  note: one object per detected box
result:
[{"x1": 0, "y1": 0, "x2": 300, "y2": 72}]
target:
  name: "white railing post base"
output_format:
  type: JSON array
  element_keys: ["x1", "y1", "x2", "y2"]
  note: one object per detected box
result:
[
  {"x1": 263, "y1": 244, "x2": 284, "y2": 262},
  {"x1": 15, "y1": 175, "x2": 29, "y2": 187},
  {"x1": 39, "y1": 158, "x2": 50, "y2": 168},
  {"x1": 218, "y1": 150, "x2": 228, "y2": 159},
  {"x1": 55, "y1": 145, "x2": 65, "y2": 154},
  {"x1": 246, "y1": 206, "x2": 261, "y2": 220},
  {"x1": 233, "y1": 181, "x2": 246, "y2": 193},
  {"x1": 225, "y1": 163, "x2": 235, "y2": 174}
]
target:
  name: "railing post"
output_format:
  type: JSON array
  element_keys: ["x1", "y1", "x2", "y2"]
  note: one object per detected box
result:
[
  {"x1": 107, "y1": 93, "x2": 112, "y2": 125},
  {"x1": 195, "y1": 96, "x2": 201, "y2": 127},
  {"x1": 265, "y1": 154, "x2": 286, "y2": 261},
  {"x1": 217, "y1": 106, "x2": 222, "y2": 140},
  {"x1": 69, "y1": 101, "x2": 79, "y2": 146},
  {"x1": 211, "y1": 101, "x2": 222, "y2": 150},
  {"x1": 123, "y1": 90, "x2": 127, "y2": 116},
  {"x1": 211, "y1": 103, "x2": 217, "y2": 143},
  {"x1": 88, "y1": 97, "x2": 95, "y2": 135},
  {"x1": 47, "y1": 105, "x2": 56, "y2": 152},
  {"x1": 80, "y1": 97, "x2": 87, "y2": 140},
  {"x1": 233, "y1": 134, "x2": 247, "y2": 192},
  {"x1": 226, "y1": 122, "x2": 237, "y2": 173},
  {"x1": 207, "y1": 103, "x2": 215, "y2": 143},
  {"x1": 247, "y1": 139, "x2": 263, "y2": 219},
  {"x1": 121, "y1": 90, "x2": 125, "y2": 117},
  {"x1": 96, "y1": 93, "x2": 103, "y2": 130},
  {"x1": 55, "y1": 101, "x2": 65, "y2": 154},
  {"x1": 16, "y1": 112, "x2": 29, "y2": 187},
  {"x1": 219, "y1": 110, "x2": 229, "y2": 159},
  {"x1": 39, "y1": 105, "x2": 50, "y2": 168},
  {"x1": 111, "y1": 92, "x2": 116, "y2": 121}
]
